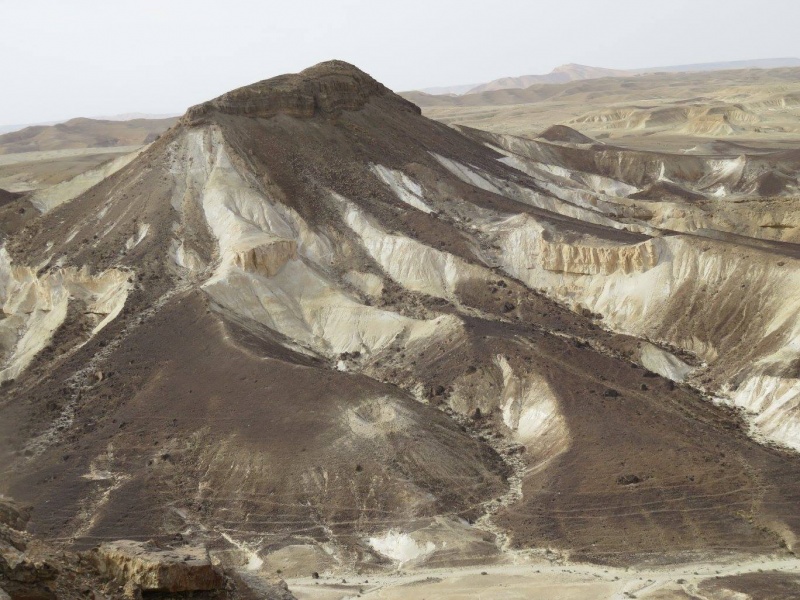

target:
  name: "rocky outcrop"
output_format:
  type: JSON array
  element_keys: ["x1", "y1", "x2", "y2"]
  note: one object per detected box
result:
[
  {"x1": 184, "y1": 60, "x2": 420, "y2": 123},
  {"x1": 29, "y1": 147, "x2": 146, "y2": 214},
  {"x1": 231, "y1": 237, "x2": 297, "y2": 277},
  {"x1": 0, "y1": 500, "x2": 29, "y2": 532},
  {"x1": 0, "y1": 498, "x2": 58, "y2": 600},
  {"x1": 90, "y1": 541, "x2": 224, "y2": 594},
  {"x1": 539, "y1": 237, "x2": 659, "y2": 275},
  {"x1": 0, "y1": 249, "x2": 131, "y2": 383},
  {"x1": 0, "y1": 540, "x2": 58, "y2": 589},
  {"x1": 0, "y1": 497, "x2": 280, "y2": 599}
]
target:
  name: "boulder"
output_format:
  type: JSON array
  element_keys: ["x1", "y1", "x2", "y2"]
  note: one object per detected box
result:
[
  {"x1": 0, "y1": 546, "x2": 58, "y2": 585},
  {"x1": 0, "y1": 499, "x2": 30, "y2": 531},
  {"x1": 91, "y1": 541, "x2": 224, "y2": 593},
  {"x1": 0, "y1": 500, "x2": 57, "y2": 587}
]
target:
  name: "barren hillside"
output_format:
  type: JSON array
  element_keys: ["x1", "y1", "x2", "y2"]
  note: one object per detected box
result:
[
  {"x1": 403, "y1": 67, "x2": 800, "y2": 144},
  {"x1": 1, "y1": 61, "x2": 799, "y2": 599}
]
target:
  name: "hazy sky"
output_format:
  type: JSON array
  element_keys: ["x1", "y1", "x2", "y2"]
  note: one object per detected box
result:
[{"x1": 3, "y1": 0, "x2": 799, "y2": 126}]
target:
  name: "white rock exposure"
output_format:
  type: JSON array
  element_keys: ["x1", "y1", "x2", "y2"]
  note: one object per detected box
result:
[
  {"x1": 0, "y1": 249, "x2": 130, "y2": 383},
  {"x1": 29, "y1": 147, "x2": 147, "y2": 213},
  {"x1": 368, "y1": 530, "x2": 436, "y2": 565},
  {"x1": 371, "y1": 164, "x2": 434, "y2": 213},
  {"x1": 168, "y1": 129, "x2": 463, "y2": 360}
]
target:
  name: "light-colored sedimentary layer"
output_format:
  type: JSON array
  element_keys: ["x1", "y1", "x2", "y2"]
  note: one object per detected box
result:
[
  {"x1": 494, "y1": 355, "x2": 569, "y2": 469},
  {"x1": 91, "y1": 540, "x2": 224, "y2": 593},
  {"x1": 727, "y1": 369, "x2": 800, "y2": 450},
  {"x1": 230, "y1": 236, "x2": 297, "y2": 276},
  {"x1": 478, "y1": 209, "x2": 800, "y2": 448},
  {"x1": 124, "y1": 223, "x2": 150, "y2": 250},
  {"x1": 432, "y1": 153, "x2": 634, "y2": 231},
  {"x1": 206, "y1": 259, "x2": 459, "y2": 358},
  {"x1": 369, "y1": 530, "x2": 436, "y2": 565},
  {"x1": 161, "y1": 123, "x2": 800, "y2": 453},
  {"x1": 499, "y1": 154, "x2": 640, "y2": 199},
  {"x1": 28, "y1": 146, "x2": 147, "y2": 213},
  {"x1": 337, "y1": 193, "x2": 488, "y2": 301},
  {"x1": 0, "y1": 248, "x2": 130, "y2": 383},
  {"x1": 368, "y1": 517, "x2": 497, "y2": 568},
  {"x1": 372, "y1": 164, "x2": 434, "y2": 214},
  {"x1": 538, "y1": 235, "x2": 659, "y2": 275},
  {"x1": 639, "y1": 342, "x2": 693, "y2": 382},
  {"x1": 170, "y1": 129, "x2": 463, "y2": 360}
]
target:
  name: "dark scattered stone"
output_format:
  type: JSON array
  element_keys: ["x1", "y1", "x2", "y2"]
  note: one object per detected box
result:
[{"x1": 617, "y1": 474, "x2": 642, "y2": 486}]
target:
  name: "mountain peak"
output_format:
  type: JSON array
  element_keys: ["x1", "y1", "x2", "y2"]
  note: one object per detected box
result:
[
  {"x1": 552, "y1": 62, "x2": 589, "y2": 71},
  {"x1": 184, "y1": 60, "x2": 419, "y2": 124}
]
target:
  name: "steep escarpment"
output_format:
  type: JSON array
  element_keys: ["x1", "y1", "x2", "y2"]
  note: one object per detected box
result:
[
  {"x1": 1, "y1": 60, "x2": 799, "y2": 583},
  {"x1": 456, "y1": 126, "x2": 800, "y2": 449}
]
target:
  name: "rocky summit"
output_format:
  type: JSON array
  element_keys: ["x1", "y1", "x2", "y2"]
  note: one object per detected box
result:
[{"x1": 1, "y1": 60, "x2": 800, "y2": 598}]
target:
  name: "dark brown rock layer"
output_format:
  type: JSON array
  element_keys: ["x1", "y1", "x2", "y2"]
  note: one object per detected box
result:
[{"x1": 183, "y1": 60, "x2": 420, "y2": 124}]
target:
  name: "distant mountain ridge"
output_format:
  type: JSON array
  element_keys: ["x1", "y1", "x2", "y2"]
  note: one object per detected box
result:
[
  {"x1": 468, "y1": 64, "x2": 631, "y2": 93},
  {"x1": 0, "y1": 113, "x2": 179, "y2": 137},
  {"x1": 422, "y1": 57, "x2": 800, "y2": 96},
  {"x1": 634, "y1": 57, "x2": 800, "y2": 74},
  {"x1": 0, "y1": 116, "x2": 178, "y2": 154}
]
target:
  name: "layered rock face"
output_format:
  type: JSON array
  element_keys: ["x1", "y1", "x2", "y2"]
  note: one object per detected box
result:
[
  {"x1": 1, "y1": 61, "x2": 799, "y2": 581},
  {"x1": 457, "y1": 126, "x2": 800, "y2": 450},
  {"x1": 538, "y1": 236, "x2": 659, "y2": 275},
  {"x1": 184, "y1": 60, "x2": 420, "y2": 123},
  {"x1": 0, "y1": 249, "x2": 130, "y2": 384},
  {"x1": 230, "y1": 237, "x2": 297, "y2": 276},
  {"x1": 0, "y1": 498, "x2": 59, "y2": 600},
  {"x1": 0, "y1": 496, "x2": 277, "y2": 599},
  {"x1": 91, "y1": 541, "x2": 224, "y2": 594}
]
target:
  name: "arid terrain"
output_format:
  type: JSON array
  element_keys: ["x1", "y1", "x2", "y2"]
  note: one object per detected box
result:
[
  {"x1": 404, "y1": 66, "x2": 800, "y2": 147},
  {"x1": 0, "y1": 117, "x2": 177, "y2": 196},
  {"x1": 459, "y1": 57, "x2": 800, "y2": 94},
  {"x1": 0, "y1": 117, "x2": 177, "y2": 155},
  {"x1": 1, "y1": 61, "x2": 799, "y2": 599}
]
